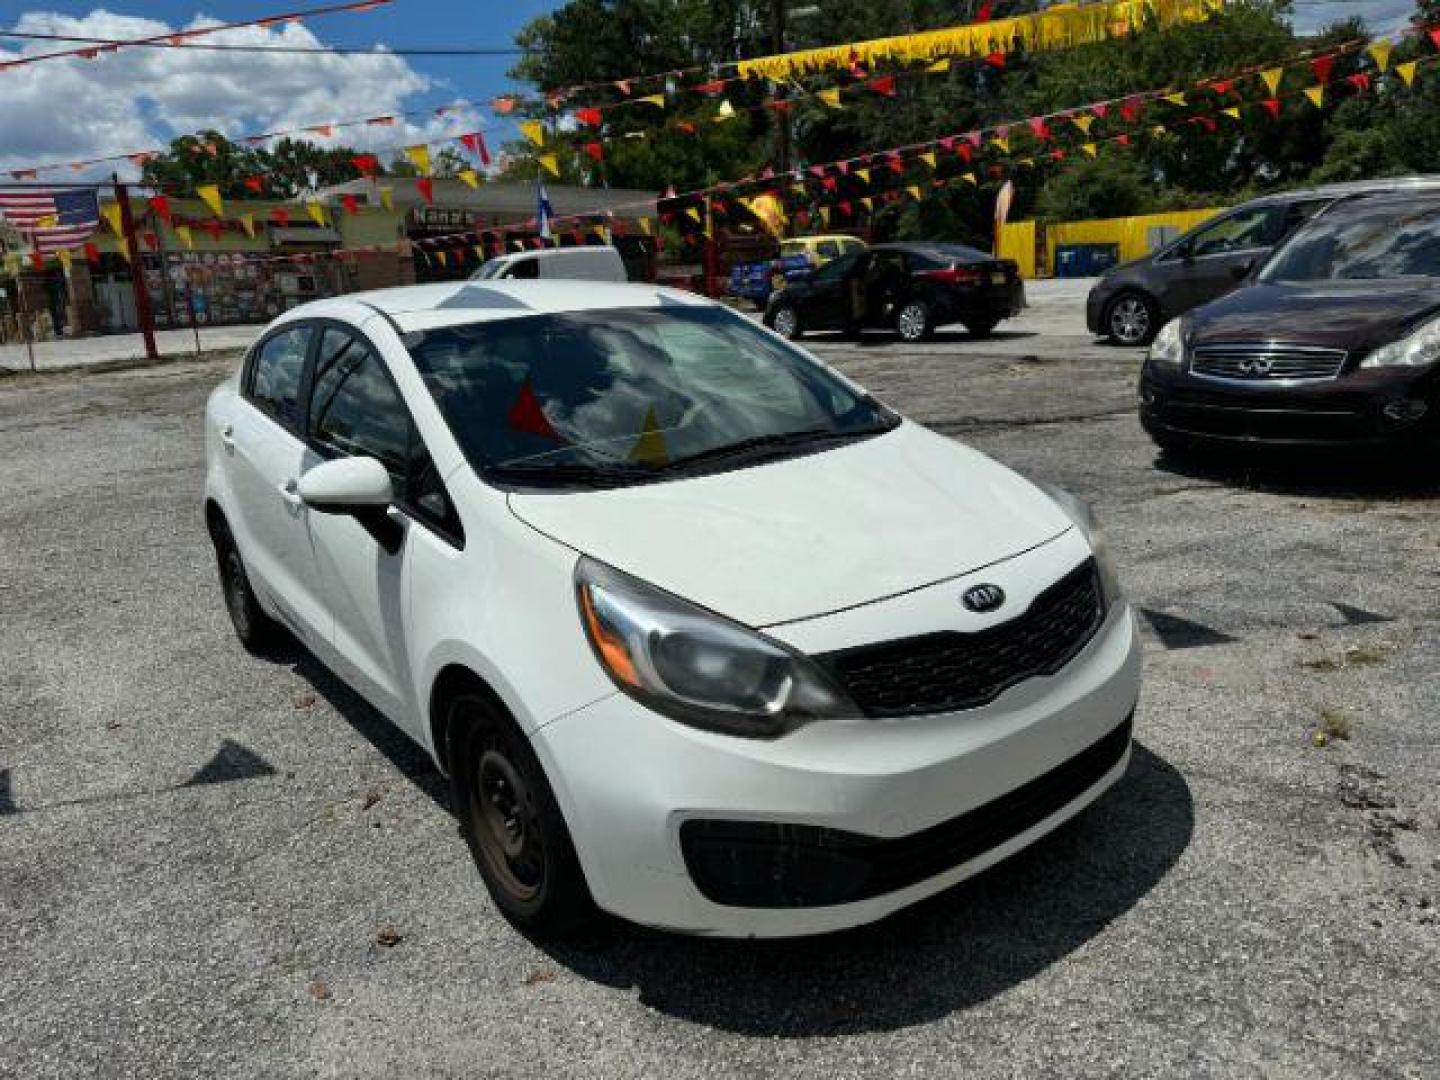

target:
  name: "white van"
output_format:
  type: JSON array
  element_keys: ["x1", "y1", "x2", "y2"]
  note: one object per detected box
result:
[{"x1": 472, "y1": 245, "x2": 628, "y2": 283}]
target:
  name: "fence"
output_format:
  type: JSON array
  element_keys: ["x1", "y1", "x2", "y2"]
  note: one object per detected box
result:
[{"x1": 998, "y1": 206, "x2": 1225, "y2": 278}]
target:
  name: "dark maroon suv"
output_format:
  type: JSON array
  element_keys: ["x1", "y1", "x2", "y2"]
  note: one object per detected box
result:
[{"x1": 1139, "y1": 191, "x2": 1440, "y2": 454}]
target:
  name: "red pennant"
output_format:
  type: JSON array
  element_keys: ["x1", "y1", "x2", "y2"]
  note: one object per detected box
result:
[
  {"x1": 694, "y1": 79, "x2": 727, "y2": 95},
  {"x1": 847, "y1": 48, "x2": 867, "y2": 78},
  {"x1": 458, "y1": 132, "x2": 491, "y2": 166},
  {"x1": 30, "y1": 250, "x2": 45, "y2": 271},
  {"x1": 148, "y1": 195, "x2": 172, "y2": 224},
  {"x1": 1346, "y1": 72, "x2": 1372, "y2": 92},
  {"x1": 676, "y1": 121, "x2": 697, "y2": 135},
  {"x1": 1261, "y1": 98, "x2": 1282, "y2": 119},
  {"x1": 243, "y1": 175, "x2": 264, "y2": 192},
  {"x1": 1120, "y1": 98, "x2": 1143, "y2": 123},
  {"x1": 956, "y1": 143, "x2": 973, "y2": 162},
  {"x1": 83, "y1": 242, "x2": 101, "y2": 265},
  {"x1": 416, "y1": 177, "x2": 434, "y2": 205},
  {"x1": 1430, "y1": 28, "x2": 1440, "y2": 49},
  {"x1": 1092, "y1": 103, "x2": 1109, "y2": 119},
  {"x1": 1050, "y1": 148, "x2": 1067, "y2": 161},
  {"x1": 582, "y1": 141, "x2": 605, "y2": 162},
  {"x1": 574, "y1": 107, "x2": 602, "y2": 128},
  {"x1": 270, "y1": 207, "x2": 290, "y2": 226},
  {"x1": 1210, "y1": 78, "x2": 1235, "y2": 97},
  {"x1": 984, "y1": 51, "x2": 1006, "y2": 69},
  {"x1": 202, "y1": 219, "x2": 223, "y2": 240},
  {"x1": 868, "y1": 75, "x2": 897, "y2": 96},
  {"x1": 1192, "y1": 116, "x2": 1217, "y2": 133},
  {"x1": 822, "y1": 175, "x2": 838, "y2": 191},
  {"x1": 793, "y1": 209, "x2": 810, "y2": 227},
  {"x1": 965, "y1": 131, "x2": 982, "y2": 148},
  {"x1": 1027, "y1": 117, "x2": 1051, "y2": 141},
  {"x1": 341, "y1": 195, "x2": 360, "y2": 215},
  {"x1": 350, "y1": 154, "x2": 379, "y2": 174},
  {"x1": 1310, "y1": 54, "x2": 1335, "y2": 83},
  {"x1": 976, "y1": 0, "x2": 994, "y2": 20},
  {"x1": 938, "y1": 136, "x2": 955, "y2": 152},
  {"x1": 142, "y1": 231, "x2": 158, "y2": 251}
]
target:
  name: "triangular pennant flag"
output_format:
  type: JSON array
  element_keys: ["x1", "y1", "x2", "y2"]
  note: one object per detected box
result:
[
  {"x1": 1261, "y1": 68, "x2": 1283, "y2": 95},
  {"x1": 990, "y1": 136, "x2": 1009, "y2": 152},
  {"x1": 1347, "y1": 72, "x2": 1373, "y2": 93},
  {"x1": 202, "y1": 218, "x2": 222, "y2": 241},
  {"x1": 1164, "y1": 92, "x2": 1186, "y2": 107},
  {"x1": 984, "y1": 51, "x2": 1006, "y2": 69},
  {"x1": 1368, "y1": 39, "x2": 1392, "y2": 72},
  {"x1": 341, "y1": 194, "x2": 360, "y2": 215},
  {"x1": 1081, "y1": 142, "x2": 1098, "y2": 157},
  {"x1": 537, "y1": 153, "x2": 561, "y2": 177},
  {"x1": 860, "y1": 196, "x2": 874, "y2": 211},
  {"x1": 148, "y1": 195, "x2": 172, "y2": 224},
  {"x1": 436, "y1": 251, "x2": 448, "y2": 268},
  {"x1": 306, "y1": 202, "x2": 328, "y2": 227},
  {"x1": 83, "y1": 242, "x2": 100, "y2": 265},
  {"x1": 905, "y1": 184, "x2": 921, "y2": 200},
  {"x1": 1396, "y1": 60, "x2": 1418, "y2": 87},
  {"x1": 1430, "y1": 27, "x2": 1440, "y2": 49},
  {"x1": 405, "y1": 144, "x2": 432, "y2": 175},
  {"x1": 458, "y1": 132, "x2": 491, "y2": 166},
  {"x1": 1027, "y1": 117, "x2": 1051, "y2": 141},
  {"x1": 962, "y1": 172, "x2": 977, "y2": 185},
  {"x1": 818, "y1": 206, "x2": 831, "y2": 226},
  {"x1": 574, "y1": 106, "x2": 602, "y2": 127},
  {"x1": 868, "y1": 75, "x2": 896, "y2": 96},
  {"x1": 459, "y1": 169, "x2": 480, "y2": 189},
  {"x1": 1071, "y1": 114, "x2": 1094, "y2": 134},
  {"x1": 684, "y1": 206, "x2": 701, "y2": 223},
  {"x1": 1210, "y1": 78, "x2": 1235, "y2": 97},
  {"x1": 582, "y1": 142, "x2": 604, "y2": 163},
  {"x1": 58, "y1": 249, "x2": 72, "y2": 272},
  {"x1": 638, "y1": 217, "x2": 652, "y2": 236},
  {"x1": 817, "y1": 87, "x2": 842, "y2": 108},
  {"x1": 240, "y1": 212, "x2": 255, "y2": 239},
  {"x1": 1311, "y1": 55, "x2": 1335, "y2": 83},
  {"x1": 270, "y1": 207, "x2": 290, "y2": 226},
  {"x1": 518, "y1": 121, "x2": 545, "y2": 146},
  {"x1": 507, "y1": 379, "x2": 562, "y2": 440},
  {"x1": 635, "y1": 93, "x2": 666, "y2": 108},
  {"x1": 175, "y1": 225, "x2": 194, "y2": 250},
  {"x1": 629, "y1": 407, "x2": 669, "y2": 465},
  {"x1": 855, "y1": 167, "x2": 871, "y2": 185},
  {"x1": 380, "y1": 187, "x2": 394, "y2": 211},
  {"x1": 716, "y1": 99, "x2": 736, "y2": 120},
  {"x1": 1304, "y1": 85, "x2": 1325, "y2": 108},
  {"x1": 1261, "y1": 98, "x2": 1282, "y2": 119},
  {"x1": 926, "y1": 58, "x2": 951, "y2": 73},
  {"x1": 919, "y1": 151, "x2": 936, "y2": 169},
  {"x1": 243, "y1": 175, "x2": 265, "y2": 193},
  {"x1": 416, "y1": 177, "x2": 434, "y2": 204},
  {"x1": 100, "y1": 201, "x2": 124, "y2": 239},
  {"x1": 1222, "y1": 106, "x2": 1241, "y2": 120}
]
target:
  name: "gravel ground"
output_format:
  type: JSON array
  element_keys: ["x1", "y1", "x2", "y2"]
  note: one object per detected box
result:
[{"x1": 1, "y1": 291, "x2": 1437, "y2": 1078}]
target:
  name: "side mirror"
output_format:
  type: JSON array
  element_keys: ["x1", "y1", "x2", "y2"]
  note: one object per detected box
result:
[
  {"x1": 298, "y1": 456, "x2": 393, "y2": 512},
  {"x1": 298, "y1": 457, "x2": 403, "y2": 553}
]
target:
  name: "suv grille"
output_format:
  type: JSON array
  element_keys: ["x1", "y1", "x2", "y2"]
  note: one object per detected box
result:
[
  {"x1": 820, "y1": 559, "x2": 1103, "y2": 718},
  {"x1": 1190, "y1": 343, "x2": 1346, "y2": 382}
]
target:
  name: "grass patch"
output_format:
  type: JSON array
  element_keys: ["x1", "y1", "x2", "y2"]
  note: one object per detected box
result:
[{"x1": 1313, "y1": 707, "x2": 1353, "y2": 748}]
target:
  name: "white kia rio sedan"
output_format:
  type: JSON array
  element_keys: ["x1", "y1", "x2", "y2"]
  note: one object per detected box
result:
[{"x1": 204, "y1": 280, "x2": 1141, "y2": 938}]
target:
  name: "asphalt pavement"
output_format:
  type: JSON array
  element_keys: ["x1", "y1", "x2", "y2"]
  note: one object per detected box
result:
[{"x1": 1, "y1": 282, "x2": 1437, "y2": 1079}]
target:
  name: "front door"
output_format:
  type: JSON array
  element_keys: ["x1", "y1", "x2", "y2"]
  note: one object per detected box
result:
[
  {"x1": 799, "y1": 251, "x2": 865, "y2": 330},
  {"x1": 1157, "y1": 205, "x2": 1287, "y2": 315}
]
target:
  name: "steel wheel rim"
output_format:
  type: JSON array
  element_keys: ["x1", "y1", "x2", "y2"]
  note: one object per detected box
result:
[
  {"x1": 471, "y1": 747, "x2": 544, "y2": 901},
  {"x1": 1110, "y1": 298, "x2": 1150, "y2": 344},
  {"x1": 223, "y1": 553, "x2": 250, "y2": 636},
  {"x1": 773, "y1": 308, "x2": 797, "y2": 336},
  {"x1": 898, "y1": 304, "x2": 925, "y2": 340}
]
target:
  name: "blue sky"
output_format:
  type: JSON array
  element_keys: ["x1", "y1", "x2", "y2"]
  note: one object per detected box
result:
[{"x1": 0, "y1": 0, "x2": 1423, "y2": 179}]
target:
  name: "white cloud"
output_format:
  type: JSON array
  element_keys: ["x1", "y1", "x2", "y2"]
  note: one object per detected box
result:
[{"x1": 0, "y1": 9, "x2": 485, "y2": 179}]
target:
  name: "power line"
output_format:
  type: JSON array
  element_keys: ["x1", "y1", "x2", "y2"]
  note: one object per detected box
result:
[{"x1": 0, "y1": 30, "x2": 523, "y2": 56}]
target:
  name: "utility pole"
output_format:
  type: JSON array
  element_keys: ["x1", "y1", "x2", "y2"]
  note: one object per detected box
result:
[
  {"x1": 770, "y1": 0, "x2": 792, "y2": 174},
  {"x1": 113, "y1": 178, "x2": 158, "y2": 362}
]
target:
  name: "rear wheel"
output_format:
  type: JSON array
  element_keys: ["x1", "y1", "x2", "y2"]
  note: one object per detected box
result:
[
  {"x1": 895, "y1": 300, "x2": 933, "y2": 342},
  {"x1": 213, "y1": 525, "x2": 283, "y2": 652},
  {"x1": 449, "y1": 694, "x2": 597, "y2": 936},
  {"x1": 963, "y1": 317, "x2": 999, "y2": 338},
  {"x1": 1105, "y1": 292, "x2": 1159, "y2": 346},
  {"x1": 770, "y1": 303, "x2": 802, "y2": 340}
]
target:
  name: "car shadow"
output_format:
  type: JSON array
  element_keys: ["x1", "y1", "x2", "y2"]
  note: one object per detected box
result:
[
  {"x1": 804, "y1": 329, "x2": 1038, "y2": 347},
  {"x1": 535, "y1": 743, "x2": 1193, "y2": 1037},
  {"x1": 1155, "y1": 447, "x2": 1440, "y2": 500}
]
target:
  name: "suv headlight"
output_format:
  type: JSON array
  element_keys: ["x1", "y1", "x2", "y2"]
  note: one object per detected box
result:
[
  {"x1": 1037, "y1": 484, "x2": 1123, "y2": 608},
  {"x1": 575, "y1": 557, "x2": 858, "y2": 738},
  {"x1": 1360, "y1": 315, "x2": 1440, "y2": 369},
  {"x1": 1147, "y1": 318, "x2": 1185, "y2": 369}
]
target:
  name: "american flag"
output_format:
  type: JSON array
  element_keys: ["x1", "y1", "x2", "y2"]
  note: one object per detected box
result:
[{"x1": 0, "y1": 188, "x2": 101, "y2": 254}]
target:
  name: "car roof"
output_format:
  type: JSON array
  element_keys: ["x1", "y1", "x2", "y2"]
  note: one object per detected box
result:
[
  {"x1": 279, "y1": 280, "x2": 713, "y2": 333},
  {"x1": 1240, "y1": 174, "x2": 1440, "y2": 205},
  {"x1": 871, "y1": 241, "x2": 992, "y2": 259}
]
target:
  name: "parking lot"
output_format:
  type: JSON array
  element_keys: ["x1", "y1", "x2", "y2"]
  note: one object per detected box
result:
[{"x1": 2, "y1": 281, "x2": 1437, "y2": 1078}]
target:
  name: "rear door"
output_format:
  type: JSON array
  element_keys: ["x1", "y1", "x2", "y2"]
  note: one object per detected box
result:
[{"x1": 223, "y1": 322, "x2": 330, "y2": 644}]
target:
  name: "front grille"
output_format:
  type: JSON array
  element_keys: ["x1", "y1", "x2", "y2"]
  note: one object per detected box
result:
[
  {"x1": 1190, "y1": 343, "x2": 1346, "y2": 382},
  {"x1": 680, "y1": 714, "x2": 1133, "y2": 908},
  {"x1": 820, "y1": 559, "x2": 1103, "y2": 718}
]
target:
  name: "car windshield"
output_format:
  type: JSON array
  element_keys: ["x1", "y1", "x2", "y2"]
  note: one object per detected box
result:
[
  {"x1": 474, "y1": 258, "x2": 505, "y2": 280},
  {"x1": 1259, "y1": 200, "x2": 1440, "y2": 282},
  {"x1": 405, "y1": 306, "x2": 896, "y2": 488}
]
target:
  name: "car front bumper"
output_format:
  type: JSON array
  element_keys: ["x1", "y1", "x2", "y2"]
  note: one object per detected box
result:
[{"x1": 532, "y1": 533, "x2": 1142, "y2": 937}]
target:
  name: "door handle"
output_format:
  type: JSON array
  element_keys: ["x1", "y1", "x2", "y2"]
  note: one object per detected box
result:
[
  {"x1": 278, "y1": 478, "x2": 303, "y2": 507},
  {"x1": 219, "y1": 424, "x2": 236, "y2": 451}
]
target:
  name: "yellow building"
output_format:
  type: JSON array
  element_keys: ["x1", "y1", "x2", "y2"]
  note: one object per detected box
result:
[{"x1": 998, "y1": 207, "x2": 1224, "y2": 278}]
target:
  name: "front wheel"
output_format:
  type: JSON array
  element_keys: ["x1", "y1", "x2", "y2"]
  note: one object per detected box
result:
[
  {"x1": 1105, "y1": 292, "x2": 1160, "y2": 346},
  {"x1": 895, "y1": 300, "x2": 933, "y2": 342},
  {"x1": 769, "y1": 303, "x2": 802, "y2": 340},
  {"x1": 449, "y1": 695, "x2": 597, "y2": 936}
]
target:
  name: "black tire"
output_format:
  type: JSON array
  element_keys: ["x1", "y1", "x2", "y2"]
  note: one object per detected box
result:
[
  {"x1": 1104, "y1": 291, "x2": 1160, "y2": 347},
  {"x1": 895, "y1": 299, "x2": 933, "y2": 342},
  {"x1": 963, "y1": 318, "x2": 999, "y2": 339},
  {"x1": 213, "y1": 525, "x2": 283, "y2": 652},
  {"x1": 1145, "y1": 424, "x2": 1199, "y2": 459},
  {"x1": 769, "y1": 303, "x2": 802, "y2": 340},
  {"x1": 449, "y1": 694, "x2": 598, "y2": 936}
]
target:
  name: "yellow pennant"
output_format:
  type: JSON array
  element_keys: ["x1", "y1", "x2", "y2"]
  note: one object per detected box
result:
[
  {"x1": 990, "y1": 136, "x2": 1009, "y2": 152},
  {"x1": 380, "y1": 187, "x2": 394, "y2": 211},
  {"x1": 926, "y1": 57, "x2": 951, "y2": 73},
  {"x1": 518, "y1": 121, "x2": 545, "y2": 146},
  {"x1": 1071, "y1": 114, "x2": 1093, "y2": 134},
  {"x1": 638, "y1": 217, "x2": 652, "y2": 235},
  {"x1": 918, "y1": 151, "x2": 936, "y2": 169},
  {"x1": 818, "y1": 206, "x2": 831, "y2": 226},
  {"x1": 196, "y1": 183, "x2": 223, "y2": 217},
  {"x1": 35, "y1": 214, "x2": 58, "y2": 228},
  {"x1": 1396, "y1": 60, "x2": 1418, "y2": 87},
  {"x1": 1368, "y1": 39, "x2": 1392, "y2": 72},
  {"x1": 58, "y1": 249, "x2": 72, "y2": 272},
  {"x1": 1151, "y1": 124, "x2": 1167, "y2": 138},
  {"x1": 1081, "y1": 142, "x2": 1098, "y2": 157},
  {"x1": 1164, "y1": 92, "x2": 1186, "y2": 106},
  {"x1": 306, "y1": 202, "x2": 328, "y2": 227},
  {"x1": 684, "y1": 206, "x2": 702, "y2": 223},
  {"x1": 1222, "y1": 106, "x2": 1241, "y2": 120},
  {"x1": 405, "y1": 144, "x2": 432, "y2": 174},
  {"x1": 962, "y1": 171, "x2": 977, "y2": 185},
  {"x1": 459, "y1": 168, "x2": 480, "y2": 189},
  {"x1": 629, "y1": 407, "x2": 669, "y2": 465},
  {"x1": 861, "y1": 196, "x2": 874, "y2": 211},
  {"x1": 1304, "y1": 85, "x2": 1325, "y2": 108},
  {"x1": 906, "y1": 184, "x2": 921, "y2": 199},
  {"x1": 537, "y1": 153, "x2": 561, "y2": 177},
  {"x1": 817, "y1": 87, "x2": 842, "y2": 109},
  {"x1": 473, "y1": 245, "x2": 485, "y2": 261},
  {"x1": 715, "y1": 99, "x2": 736, "y2": 121},
  {"x1": 100, "y1": 201, "x2": 124, "y2": 239},
  {"x1": 436, "y1": 250, "x2": 448, "y2": 268},
  {"x1": 175, "y1": 225, "x2": 194, "y2": 249},
  {"x1": 1261, "y1": 67, "x2": 1283, "y2": 95},
  {"x1": 635, "y1": 93, "x2": 665, "y2": 108},
  {"x1": 855, "y1": 167, "x2": 871, "y2": 185}
]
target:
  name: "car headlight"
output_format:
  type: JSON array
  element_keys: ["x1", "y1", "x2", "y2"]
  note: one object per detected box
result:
[
  {"x1": 1359, "y1": 315, "x2": 1440, "y2": 369},
  {"x1": 1036, "y1": 484, "x2": 1124, "y2": 608},
  {"x1": 1147, "y1": 318, "x2": 1185, "y2": 369},
  {"x1": 575, "y1": 557, "x2": 858, "y2": 738}
]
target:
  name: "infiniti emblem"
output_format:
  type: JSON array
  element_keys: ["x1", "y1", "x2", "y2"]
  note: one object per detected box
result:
[
  {"x1": 1238, "y1": 355, "x2": 1274, "y2": 376},
  {"x1": 962, "y1": 583, "x2": 1006, "y2": 613}
]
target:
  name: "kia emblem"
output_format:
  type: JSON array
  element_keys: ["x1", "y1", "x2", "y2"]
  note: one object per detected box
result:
[{"x1": 962, "y1": 583, "x2": 1006, "y2": 613}]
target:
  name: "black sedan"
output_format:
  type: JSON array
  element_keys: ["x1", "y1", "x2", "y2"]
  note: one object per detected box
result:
[
  {"x1": 1139, "y1": 190, "x2": 1440, "y2": 454},
  {"x1": 763, "y1": 242, "x2": 1024, "y2": 342}
]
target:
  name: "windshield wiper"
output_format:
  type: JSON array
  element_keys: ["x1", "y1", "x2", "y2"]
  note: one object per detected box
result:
[
  {"x1": 486, "y1": 461, "x2": 660, "y2": 489},
  {"x1": 661, "y1": 424, "x2": 889, "y2": 474}
]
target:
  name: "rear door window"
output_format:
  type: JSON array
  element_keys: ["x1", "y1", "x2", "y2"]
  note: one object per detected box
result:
[{"x1": 246, "y1": 325, "x2": 311, "y2": 432}]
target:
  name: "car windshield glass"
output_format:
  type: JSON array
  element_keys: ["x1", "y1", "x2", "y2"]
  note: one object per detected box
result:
[
  {"x1": 405, "y1": 306, "x2": 896, "y2": 487},
  {"x1": 1259, "y1": 200, "x2": 1440, "y2": 282},
  {"x1": 474, "y1": 258, "x2": 505, "y2": 280}
]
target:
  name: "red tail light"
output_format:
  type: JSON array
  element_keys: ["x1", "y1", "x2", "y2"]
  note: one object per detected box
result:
[{"x1": 919, "y1": 265, "x2": 985, "y2": 285}]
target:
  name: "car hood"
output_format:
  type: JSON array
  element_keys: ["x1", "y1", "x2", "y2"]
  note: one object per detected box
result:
[
  {"x1": 1188, "y1": 281, "x2": 1440, "y2": 352},
  {"x1": 506, "y1": 421, "x2": 1072, "y2": 627}
]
